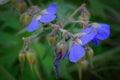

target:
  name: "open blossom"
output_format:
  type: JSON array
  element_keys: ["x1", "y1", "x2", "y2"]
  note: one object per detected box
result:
[
  {"x1": 80, "y1": 23, "x2": 110, "y2": 46},
  {"x1": 27, "y1": 3, "x2": 57, "y2": 32},
  {"x1": 69, "y1": 28, "x2": 97, "y2": 62},
  {"x1": 69, "y1": 23, "x2": 110, "y2": 62},
  {"x1": 91, "y1": 23, "x2": 110, "y2": 46}
]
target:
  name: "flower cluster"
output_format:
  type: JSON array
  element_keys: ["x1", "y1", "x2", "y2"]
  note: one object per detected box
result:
[{"x1": 20, "y1": 3, "x2": 110, "y2": 78}]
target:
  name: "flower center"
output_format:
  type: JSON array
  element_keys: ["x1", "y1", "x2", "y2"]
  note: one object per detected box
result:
[{"x1": 92, "y1": 23, "x2": 101, "y2": 28}]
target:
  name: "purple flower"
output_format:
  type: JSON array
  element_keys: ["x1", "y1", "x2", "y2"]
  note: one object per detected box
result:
[
  {"x1": 69, "y1": 23, "x2": 110, "y2": 62},
  {"x1": 27, "y1": 3, "x2": 57, "y2": 32},
  {"x1": 40, "y1": 4, "x2": 57, "y2": 23},
  {"x1": 69, "y1": 28, "x2": 97, "y2": 63},
  {"x1": 91, "y1": 23, "x2": 110, "y2": 46},
  {"x1": 79, "y1": 23, "x2": 110, "y2": 46}
]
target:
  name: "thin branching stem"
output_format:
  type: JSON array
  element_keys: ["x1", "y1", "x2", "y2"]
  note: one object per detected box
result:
[{"x1": 63, "y1": 3, "x2": 86, "y2": 27}]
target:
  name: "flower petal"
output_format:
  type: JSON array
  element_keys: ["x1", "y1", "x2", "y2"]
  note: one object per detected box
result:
[
  {"x1": 80, "y1": 31, "x2": 97, "y2": 45},
  {"x1": 96, "y1": 27, "x2": 110, "y2": 40},
  {"x1": 27, "y1": 18, "x2": 40, "y2": 32},
  {"x1": 46, "y1": 3, "x2": 57, "y2": 14},
  {"x1": 92, "y1": 38, "x2": 99, "y2": 46},
  {"x1": 69, "y1": 43, "x2": 85, "y2": 63},
  {"x1": 40, "y1": 14, "x2": 56, "y2": 23},
  {"x1": 100, "y1": 23, "x2": 110, "y2": 30},
  {"x1": 81, "y1": 27, "x2": 93, "y2": 34}
]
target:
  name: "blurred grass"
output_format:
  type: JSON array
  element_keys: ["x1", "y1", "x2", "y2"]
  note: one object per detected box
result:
[{"x1": 0, "y1": 0, "x2": 120, "y2": 80}]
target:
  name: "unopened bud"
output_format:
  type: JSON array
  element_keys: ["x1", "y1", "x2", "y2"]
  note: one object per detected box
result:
[
  {"x1": 17, "y1": 0, "x2": 26, "y2": 14},
  {"x1": 79, "y1": 6, "x2": 90, "y2": 22},
  {"x1": 12, "y1": 0, "x2": 26, "y2": 14},
  {"x1": 20, "y1": 13, "x2": 32, "y2": 26},
  {"x1": 81, "y1": 60, "x2": 88, "y2": 71},
  {"x1": 56, "y1": 41, "x2": 68, "y2": 58},
  {"x1": 48, "y1": 34, "x2": 57, "y2": 48},
  {"x1": 86, "y1": 47, "x2": 94, "y2": 57},
  {"x1": 27, "y1": 6, "x2": 40, "y2": 16},
  {"x1": 75, "y1": 39, "x2": 82, "y2": 45},
  {"x1": 26, "y1": 51, "x2": 36, "y2": 65},
  {"x1": 19, "y1": 50, "x2": 26, "y2": 65},
  {"x1": 85, "y1": 47, "x2": 94, "y2": 68}
]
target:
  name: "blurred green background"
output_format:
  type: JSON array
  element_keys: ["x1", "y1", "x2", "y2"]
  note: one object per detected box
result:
[{"x1": 0, "y1": 0, "x2": 120, "y2": 80}]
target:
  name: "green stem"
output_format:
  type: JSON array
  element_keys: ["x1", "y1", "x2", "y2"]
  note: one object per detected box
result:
[
  {"x1": 33, "y1": 64, "x2": 43, "y2": 80},
  {"x1": 20, "y1": 64, "x2": 24, "y2": 80},
  {"x1": 77, "y1": 61, "x2": 82, "y2": 80},
  {"x1": 87, "y1": 53, "x2": 94, "y2": 68}
]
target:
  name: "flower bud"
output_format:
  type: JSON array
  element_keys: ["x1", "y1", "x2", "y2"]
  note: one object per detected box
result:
[
  {"x1": 19, "y1": 50, "x2": 26, "y2": 65},
  {"x1": 86, "y1": 47, "x2": 94, "y2": 57},
  {"x1": 24, "y1": 15, "x2": 32, "y2": 25},
  {"x1": 20, "y1": 13, "x2": 32, "y2": 26},
  {"x1": 74, "y1": 39, "x2": 82, "y2": 45},
  {"x1": 85, "y1": 47, "x2": 94, "y2": 68},
  {"x1": 48, "y1": 34, "x2": 57, "y2": 48},
  {"x1": 56, "y1": 41, "x2": 68, "y2": 58},
  {"x1": 81, "y1": 60, "x2": 88, "y2": 71},
  {"x1": 79, "y1": 6, "x2": 90, "y2": 28},
  {"x1": 26, "y1": 51, "x2": 36, "y2": 65},
  {"x1": 27, "y1": 6, "x2": 40, "y2": 16},
  {"x1": 12, "y1": 0, "x2": 26, "y2": 14},
  {"x1": 17, "y1": 0, "x2": 26, "y2": 14},
  {"x1": 79, "y1": 6, "x2": 90, "y2": 22}
]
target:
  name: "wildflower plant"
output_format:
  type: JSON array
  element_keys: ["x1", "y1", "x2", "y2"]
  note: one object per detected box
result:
[{"x1": 19, "y1": 2, "x2": 110, "y2": 79}]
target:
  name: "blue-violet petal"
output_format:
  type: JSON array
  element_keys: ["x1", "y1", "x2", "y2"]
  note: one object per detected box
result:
[
  {"x1": 27, "y1": 18, "x2": 40, "y2": 32},
  {"x1": 69, "y1": 43, "x2": 85, "y2": 63}
]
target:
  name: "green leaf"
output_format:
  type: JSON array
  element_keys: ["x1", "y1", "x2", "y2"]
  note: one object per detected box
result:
[
  {"x1": 0, "y1": 65, "x2": 15, "y2": 80},
  {"x1": 0, "y1": 31, "x2": 20, "y2": 46},
  {"x1": 0, "y1": 11, "x2": 19, "y2": 30},
  {"x1": 89, "y1": 0, "x2": 106, "y2": 19}
]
